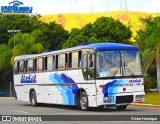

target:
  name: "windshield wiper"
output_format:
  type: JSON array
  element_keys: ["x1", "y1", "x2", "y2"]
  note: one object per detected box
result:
[{"x1": 123, "y1": 58, "x2": 135, "y2": 77}]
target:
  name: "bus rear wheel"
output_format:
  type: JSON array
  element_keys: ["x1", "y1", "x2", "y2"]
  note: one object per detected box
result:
[
  {"x1": 30, "y1": 91, "x2": 38, "y2": 107},
  {"x1": 116, "y1": 105, "x2": 127, "y2": 110},
  {"x1": 79, "y1": 92, "x2": 89, "y2": 111}
]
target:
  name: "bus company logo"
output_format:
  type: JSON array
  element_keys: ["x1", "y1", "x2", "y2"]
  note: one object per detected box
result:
[
  {"x1": 21, "y1": 75, "x2": 37, "y2": 83},
  {"x1": 129, "y1": 79, "x2": 141, "y2": 83},
  {"x1": 1, "y1": 0, "x2": 33, "y2": 14}
]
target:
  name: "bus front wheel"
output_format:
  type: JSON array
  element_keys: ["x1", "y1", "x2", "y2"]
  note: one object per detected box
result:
[
  {"x1": 30, "y1": 91, "x2": 38, "y2": 107},
  {"x1": 116, "y1": 105, "x2": 127, "y2": 110},
  {"x1": 79, "y1": 92, "x2": 89, "y2": 111}
]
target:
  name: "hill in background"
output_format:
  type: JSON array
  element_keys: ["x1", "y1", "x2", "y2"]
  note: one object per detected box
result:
[{"x1": 40, "y1": 11, "x2": 159, "y2": 42}]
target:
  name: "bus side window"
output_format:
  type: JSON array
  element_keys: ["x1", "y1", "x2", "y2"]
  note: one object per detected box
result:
[
  {"x1": 28, "y1": 59, "x2": 34, "y2": 72},
  {"x1": 34, "y1": 59, "x2": 38, "y2": 72},
  {"x1": 14, "y1": 61, "x2": 18, "y2": 74},
  {"x1": 46, "y1": 56, "x2": 53, "y2": 71},
  {"x1": 25, "y1": 60, "x2": 28, "y2": 72},
  {"x1": 69, "y1": 53, "x2": 72, "y2": 68},
  {"x1": 58, "y1": 54, "x2": 65, "y2": 69},
  {"x1": 56, "y1": 55, "x2": 58, "y2": 69},
  {"x1": 19, "y1": 61, "x2": 25, "y2": 73},
  {"x1": 72, "y1": 52, "x2": 78, "y2": 68},
  {"x1": 17, "y1": 61, "x2": 20, "y2": 73},
  {"x1": 78, "y1": 51, "x2": 82, "y2": 67},
  {"x1": 65, "y1": 53, "x2": 68, "y2": 69},
  {"x1": 52, "y1": 56, "x2": 56, "y2": 70},
  {"x1": 44, "y1": 57, "x2": 47, "y2": 71},
  {"x1": 38, "y1": 58, "x2": 43, "y2": 71}
]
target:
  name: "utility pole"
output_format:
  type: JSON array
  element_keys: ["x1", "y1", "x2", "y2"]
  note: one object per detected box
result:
[
  {"x1": 8, "y1": 29, "x2": 20, "y2": 47},
  {"x1": 119, "y1": 0, "x2": 129, "y2": 21},
  {"x1": 90, "y1": 0, "x2": 94, "y2": 14},
  {"x1": 106, "y1": 0, "x2": 109, "y2": 17}
]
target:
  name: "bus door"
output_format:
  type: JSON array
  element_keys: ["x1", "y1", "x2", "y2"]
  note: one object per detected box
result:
[{"x1": 82, "y1": 54, "x2": 95, "y2": 81}]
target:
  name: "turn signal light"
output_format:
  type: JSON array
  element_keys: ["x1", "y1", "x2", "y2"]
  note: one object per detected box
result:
[{"x1": 99, "y1": 85, "x2": 104, "y2": 88}]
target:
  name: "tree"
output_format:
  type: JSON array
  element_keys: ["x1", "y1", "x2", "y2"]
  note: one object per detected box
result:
[
  {"x1": 42, "y1": 22, "x2": 69, "y2": 50},
  {"x1": 0, "y1": 44, "x2": 13, "y2": 87},
  {"x1": 0, "y1": 15, "x2": 42, "y2": 45},
  {"x1": 8, "y1": 30, "x2": 45, "y2": 64},
  {"x1": 0, "y1": 44, "x2": 12, "y2": 69},
  {"x1": 62, "y1": 17, "x2": 132, "y2": 48},
  {"x1": 136, "y1": 16, "x2": 160, "y2": 92}
]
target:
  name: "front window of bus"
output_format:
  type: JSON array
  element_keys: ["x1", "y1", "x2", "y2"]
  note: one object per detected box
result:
[{"x1": 96, "y1": 50, "x2": 142, "y2": 78}]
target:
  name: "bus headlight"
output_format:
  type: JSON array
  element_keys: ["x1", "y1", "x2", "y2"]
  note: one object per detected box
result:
[
  {"x1": 104, "y1": 97, "x2": 114, "y2": 101},
  {"x1": 136, "y1": 95, "x2": 145, "y2": 99}
]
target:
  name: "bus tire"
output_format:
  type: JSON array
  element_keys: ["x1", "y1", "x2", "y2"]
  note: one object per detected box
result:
[
  {"x1": 79, "y1": 92, "x2": 89, "y2": 111},
  {"x1": 30, "y1": 91, "x2": 38, "y2": 107},
  {"x1": 116, "y1": 105, "x2": 127, "y2": 110}
]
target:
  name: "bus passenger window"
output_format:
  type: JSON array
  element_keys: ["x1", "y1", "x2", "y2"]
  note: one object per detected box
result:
[
  {"x1": 19, "y1": 61, "x2": 25, "y2": 73},
  {"x1": 58, "y1": 54, "x2": 65, "y2": 69},
  {"x1": 72, "y1": 52, "x2": 78, "y2": 68},
  {"x1": 14, "y1": 61, "x2": 18, "y2": 74},
  {"x1": 52, "y1": 56, "x2": 56, "y2": 70},
  {"x1": 38, "y1": 58, "x2": 43, "y2": 71},
  {"x1": 28, "y1": 60, "x2": 34, "y2": 72},
  {"x1": 25, "y1": 60, "x2": 28, "y2": 72},
  {"x1": 44, "y1": 57, "x2": 47, "y2": 71},
  {"x1": 69, "y1": 53, "x2": 72, "y2": 68},
  {"x1": 78, "y1": 51, "x2": 82, "y2": 67},
  {"x1": 34, "y1": 59, "x2": 38, "y2": 72},
  {"x1": 56, "y1": 55, "x2": 58, "y2": 69},
  {"x1": 65, "y1": 53, "x2": 68, "y2": 69},
  {"x1": 47, "y1": 56, "x2": 53, "y2": 71}
]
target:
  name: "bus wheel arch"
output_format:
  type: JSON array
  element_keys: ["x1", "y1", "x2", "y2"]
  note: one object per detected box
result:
[
  {"x1": 76, "y1": 89, "x2": 89, "y2": 111},
  {"x1": 29, "y1": 89, "x2": 38, "y2": 107}
]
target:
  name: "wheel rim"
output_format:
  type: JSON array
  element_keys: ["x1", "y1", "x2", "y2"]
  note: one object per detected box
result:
[{"x1": 80, "y1": 94, "x2": 87, "y2": 110}]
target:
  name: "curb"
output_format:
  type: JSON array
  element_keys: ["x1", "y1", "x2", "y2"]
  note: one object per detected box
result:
[{"x1": 130, "y1": 103, "x2": 160, "y2": 108}]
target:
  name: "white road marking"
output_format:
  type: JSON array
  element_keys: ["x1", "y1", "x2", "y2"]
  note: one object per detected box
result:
[{"x1": 13, "y1": 110, "x2": 29, "y2": 114}]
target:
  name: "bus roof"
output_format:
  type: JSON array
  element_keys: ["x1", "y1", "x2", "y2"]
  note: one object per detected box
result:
[{"x1": 14, "y1": 43, "x2": 139, "y2": 61}]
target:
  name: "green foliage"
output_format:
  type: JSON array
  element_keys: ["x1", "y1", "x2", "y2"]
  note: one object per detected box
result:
[
  {"x1": 0, "y1": 15, "x2": 41, "y2": 44},
  {"x1": 0, "y1": 44, "x2": 12, "y2": 69},
  {"x1": 141, "y1": 49, "x2": 155, "y2": 76},
  {"x1": 62, "y1": 17, "x2": 132, "y2": 48},
  {"x1": 42, "y1": 22, "x2": 69, "y2": 50},
  {"x1": 144, "y1": 76, "x2": 152, "y2": 92},
  {"x1": 0, "y1": 15, "x2": 69, "y2": 85},
  {"x1": 8, "y1": 30, "x2": 45, "y2": 64},
  {"x1": 136, "y1": 16, "x2": 160, "y2": 91}
]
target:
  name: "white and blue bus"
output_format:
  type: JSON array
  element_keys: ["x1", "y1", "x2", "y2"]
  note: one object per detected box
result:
[{"x1": 14, "y1": 43, "x2": 145, "y2": 111}]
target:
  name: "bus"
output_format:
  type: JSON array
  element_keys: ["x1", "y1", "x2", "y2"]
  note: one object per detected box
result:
[{"x1": 13, "y1": 43, "x2": 145, "y2": 111}]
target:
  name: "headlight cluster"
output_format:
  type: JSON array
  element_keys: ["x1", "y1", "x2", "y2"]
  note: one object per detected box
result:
[
  {"x1": 104, "y1": 97, "x2": 114, "y2": 101},
  {"x1": 136, "y1": 95, "x2": 145, "y2": 99}
]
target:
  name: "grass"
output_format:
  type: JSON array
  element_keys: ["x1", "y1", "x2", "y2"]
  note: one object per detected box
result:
[{"x1": 143, "y1": 93, "x2": 160, "y2": 105}]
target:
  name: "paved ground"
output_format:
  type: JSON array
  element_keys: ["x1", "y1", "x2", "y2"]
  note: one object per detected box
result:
[{"x1": 0, "y1": 97, "x2": 159, "y2": 123}]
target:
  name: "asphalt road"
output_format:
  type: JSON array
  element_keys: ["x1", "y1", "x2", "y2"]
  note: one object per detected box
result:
[{"x1": 0, "y1": 97, "x2": 159, "y2": 124}]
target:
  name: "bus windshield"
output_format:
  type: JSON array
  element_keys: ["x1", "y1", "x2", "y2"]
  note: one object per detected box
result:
[{"x1": 96, "y1": 50, "x2": 142, "y2": 78}]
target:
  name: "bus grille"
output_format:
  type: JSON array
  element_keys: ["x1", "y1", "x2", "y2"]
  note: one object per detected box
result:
[{"x1": 116, "y1": 95, "x2": 133, "y2": 104}]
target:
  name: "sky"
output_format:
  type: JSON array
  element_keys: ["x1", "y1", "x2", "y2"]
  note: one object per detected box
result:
[{"x1": 0, "y1": 0, "x2": 160, "y2": 15}]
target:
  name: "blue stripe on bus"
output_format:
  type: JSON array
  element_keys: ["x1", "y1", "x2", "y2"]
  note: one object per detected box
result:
[
  {"x1": 49, "y1": 73, "x2": 78, "y2": 105},
  {"x1": 102, "y1": 80, "x2": 128, "y2": 104}
]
